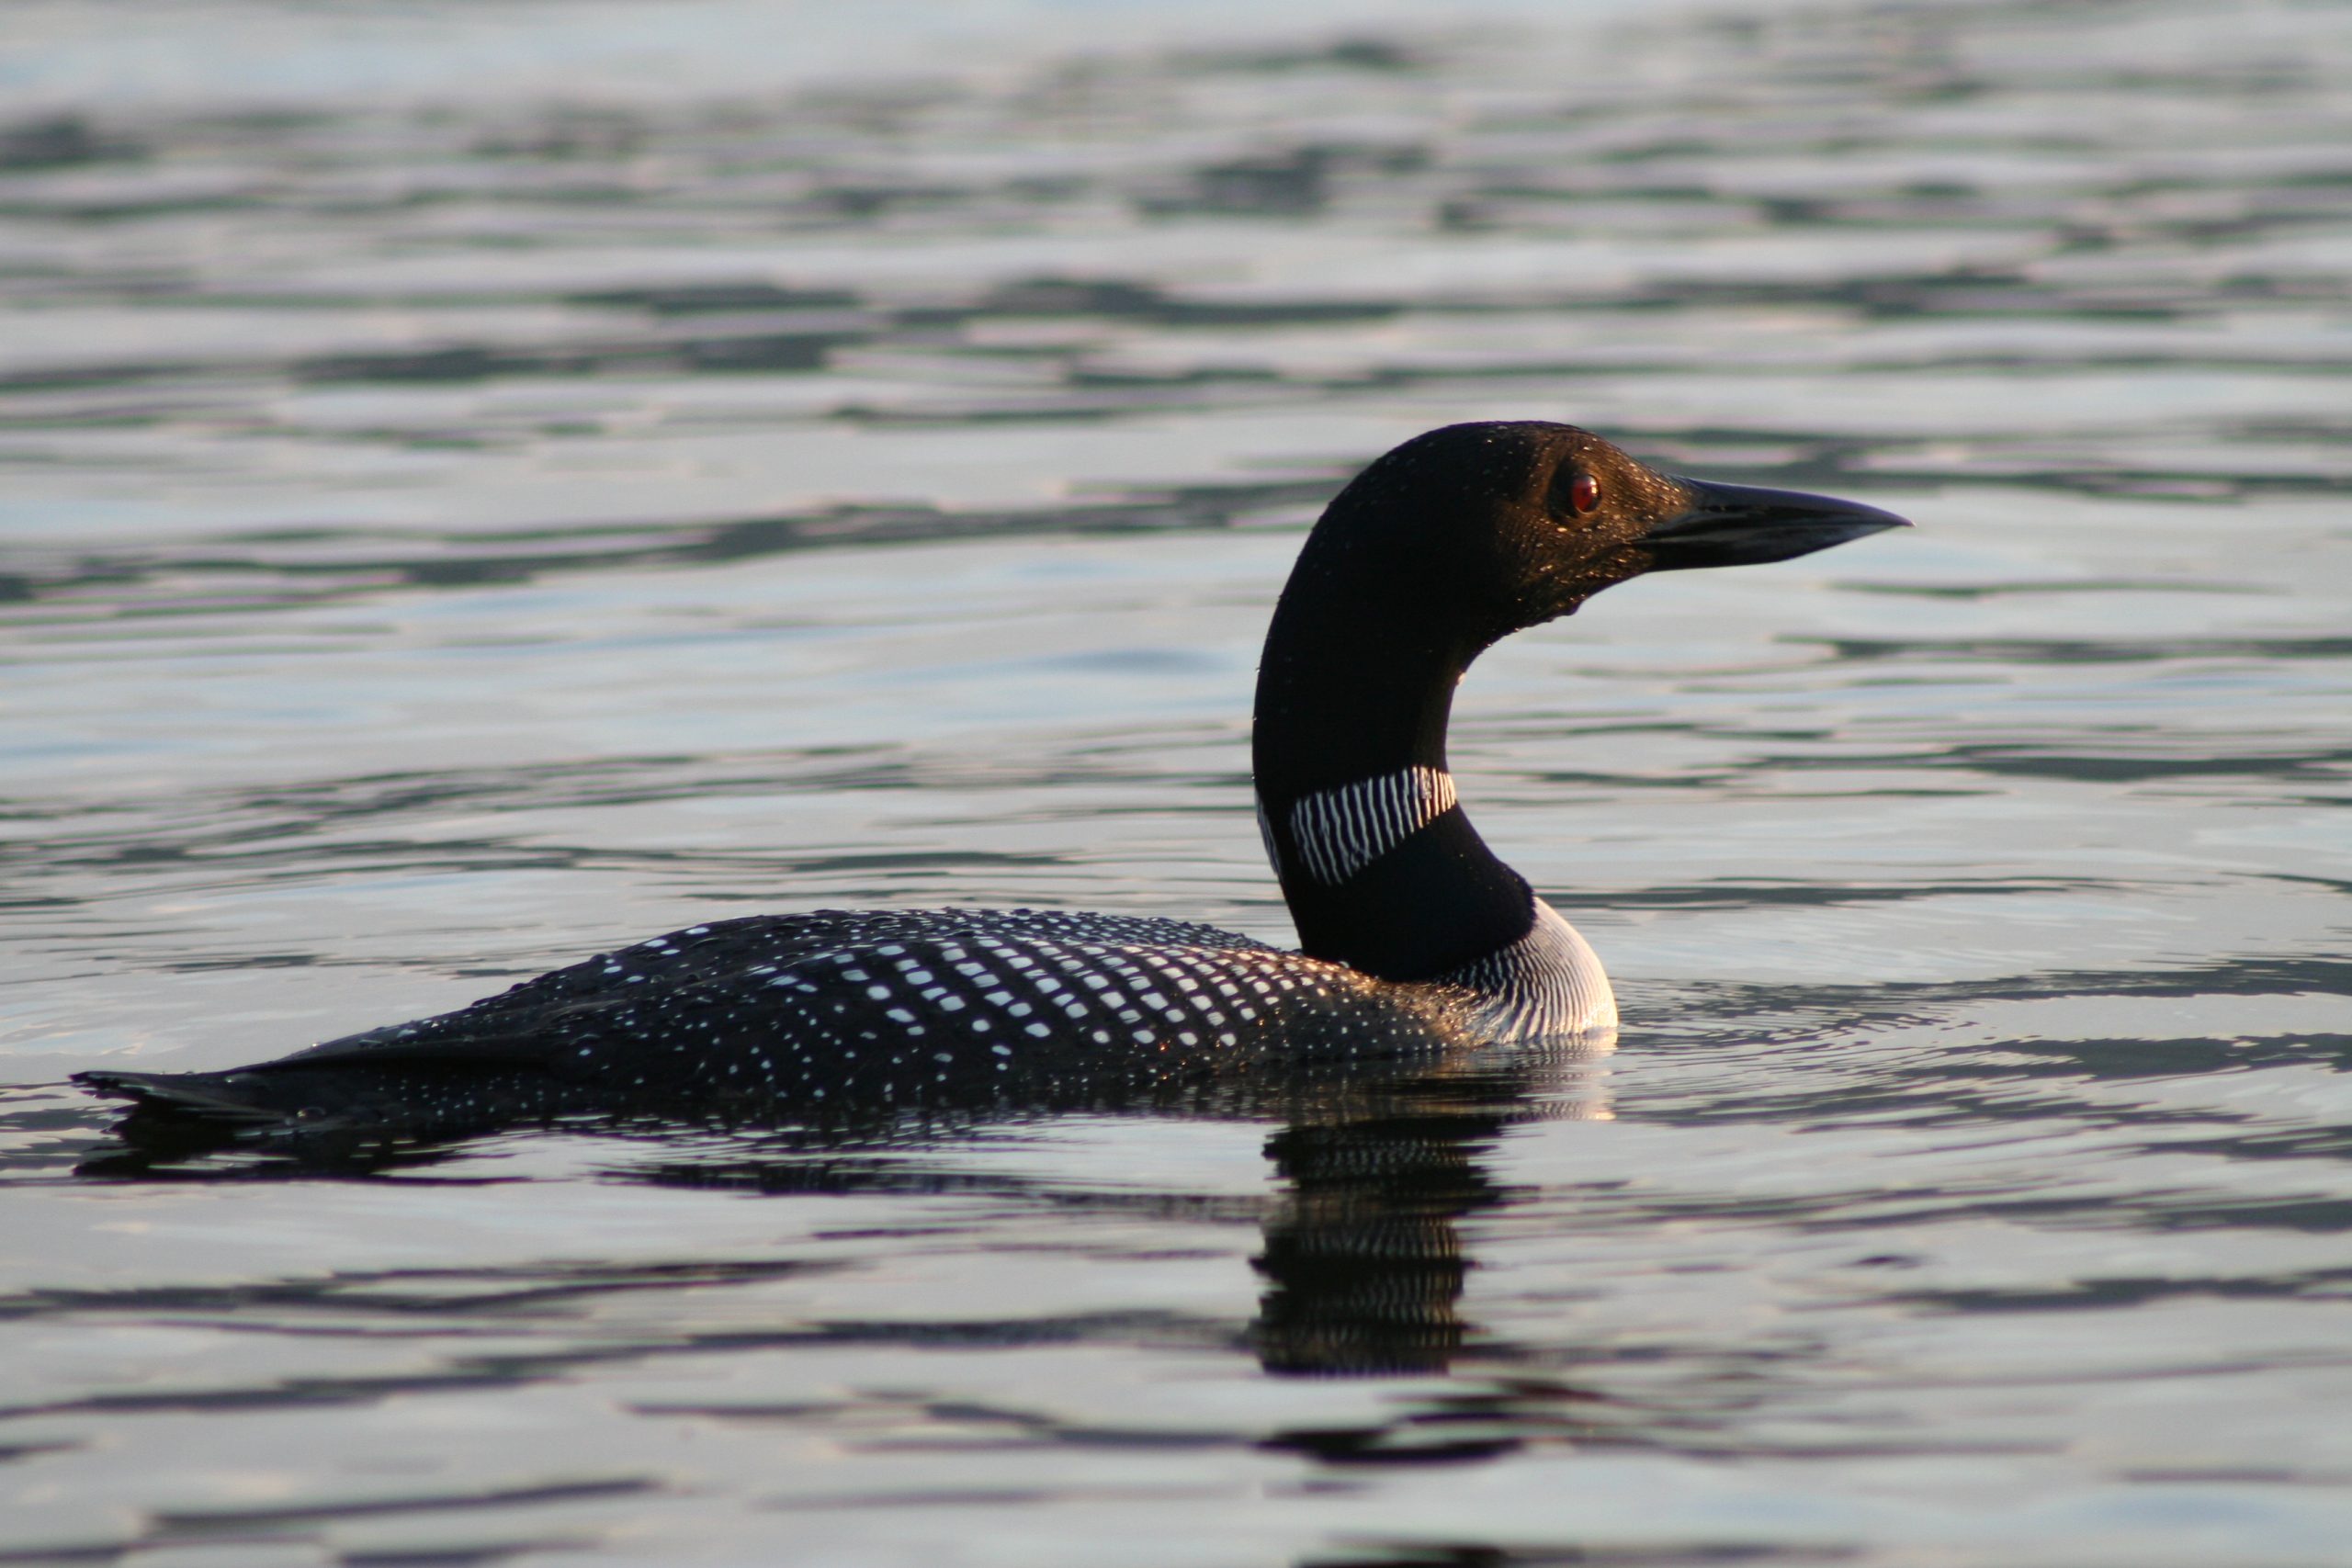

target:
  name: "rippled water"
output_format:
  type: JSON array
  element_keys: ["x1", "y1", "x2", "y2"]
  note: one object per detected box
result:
[{"x1": 3, "y1": 0, "x2": 2349, "y2": 1562}]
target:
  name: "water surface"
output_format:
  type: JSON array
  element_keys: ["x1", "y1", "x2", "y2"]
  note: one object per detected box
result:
[{"x1": 3, "y1": 0, "x2": 2349, "y2": 1562}]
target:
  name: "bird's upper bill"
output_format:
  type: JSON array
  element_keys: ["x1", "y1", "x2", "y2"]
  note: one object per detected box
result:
[{"x1": 1640, "y1": 477, "x2": 1912, "y2": 571}]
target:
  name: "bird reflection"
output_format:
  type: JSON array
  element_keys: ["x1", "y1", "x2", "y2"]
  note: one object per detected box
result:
[
  {"x1": 1250, "y1": 1034, "x2": 1613, "y2": 1376},
  {"x1": 74, "y1": 1032, "x2": 1615, "y2": 1379}
]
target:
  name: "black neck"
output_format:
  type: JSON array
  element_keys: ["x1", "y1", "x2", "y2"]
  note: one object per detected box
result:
[{"x1": 1251, "y1": 527, "x2": 1535, "y2": 981}]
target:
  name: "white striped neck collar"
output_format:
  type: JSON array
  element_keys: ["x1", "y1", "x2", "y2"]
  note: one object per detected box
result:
[{"x1": 1273, "y1": 766, "x2": 1457, "y2": 886}]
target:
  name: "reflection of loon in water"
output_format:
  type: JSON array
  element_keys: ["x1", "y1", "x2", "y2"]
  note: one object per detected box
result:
[
  {"x1": 76, "y1": 422, "x2": 1905, "y2": 1138},
  {"x1": 1250, "y1": 1062, "x2": 1615, "y2": 1382},
  {"x1": 669, "y1": 1058, "x2": 1615, "y2": 1382}
]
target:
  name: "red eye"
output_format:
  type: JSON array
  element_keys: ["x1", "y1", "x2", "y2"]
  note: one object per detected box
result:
[{"x1": 1567, "y1": 473, "x2": 1601, "y2": 514}]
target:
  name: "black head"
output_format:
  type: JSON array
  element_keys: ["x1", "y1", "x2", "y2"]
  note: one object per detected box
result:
[
  {"x1": 1295, "y1": 421, "x2": 1909, "y2": 649},
  {"x1": 1252, "y1": 423, "x2": 1904, "y2": 976},
  {"x1": 1254, "y1": 421, "x2": 1907, "y2": 980}
]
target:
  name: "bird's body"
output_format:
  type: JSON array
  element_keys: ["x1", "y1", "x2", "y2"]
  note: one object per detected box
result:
[
  {"x1": 76, "y1": 422, "x2": 1904, "y2": 1141},
  {"x1": 85, "y1": 901, "x2": 1609, "y2": 1133}
]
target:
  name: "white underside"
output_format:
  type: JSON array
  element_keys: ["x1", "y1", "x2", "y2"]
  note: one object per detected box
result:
[{"x1": 1438, "y1": 897, "x2": 1619, "y2": 1043}]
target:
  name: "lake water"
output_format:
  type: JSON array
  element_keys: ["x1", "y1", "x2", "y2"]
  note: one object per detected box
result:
[{"x1": 3, "y1": 0, "x2": 2349, "y2": 1562}]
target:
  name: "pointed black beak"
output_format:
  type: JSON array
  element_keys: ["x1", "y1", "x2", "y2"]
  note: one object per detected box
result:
[{"x1": 1641, "y1": 478, "x2": 1911, "y2": 572}]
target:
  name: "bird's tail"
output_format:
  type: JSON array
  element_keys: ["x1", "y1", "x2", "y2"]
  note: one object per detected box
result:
[{"x1": 74, "y1": 1069, "x2": 293, "y2": 1126}]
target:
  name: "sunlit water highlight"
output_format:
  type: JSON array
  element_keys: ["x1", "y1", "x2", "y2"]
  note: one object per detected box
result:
[{"x1": 1, "y1": 0, "x2": 2347, "y2": 1562}]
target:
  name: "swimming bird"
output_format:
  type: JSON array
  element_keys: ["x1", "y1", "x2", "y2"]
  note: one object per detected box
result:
[{"x1": 75, "y1": 422, "x2": 1905, "y2": 1137}]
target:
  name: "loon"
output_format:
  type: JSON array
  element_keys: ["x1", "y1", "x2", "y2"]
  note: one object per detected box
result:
[{"x1": 76, "y1": 422, "x2": 1905, "y2": 1138}]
